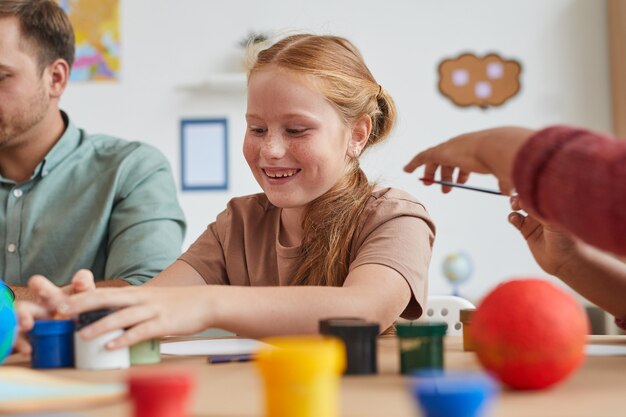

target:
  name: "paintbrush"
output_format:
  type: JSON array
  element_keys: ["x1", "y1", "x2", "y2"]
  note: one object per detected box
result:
[{"x1": 419, "y1": 177, "x2": 503, "y2": 196}]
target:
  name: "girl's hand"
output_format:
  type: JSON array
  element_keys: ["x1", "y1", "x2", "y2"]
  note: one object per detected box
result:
[
  {"x1": 14, "y1": 270, "x2": 96, "y2": 355},
  {"x1": 61, "y1": 286, "x2": 214, "y2": 350}
]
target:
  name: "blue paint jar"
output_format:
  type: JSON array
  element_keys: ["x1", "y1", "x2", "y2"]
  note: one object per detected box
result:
[
  {"x1": 29, "y1": 319, "x2": 75, "y2": 368},
  {"x1": 411, "y1": 370, "x2": 498, "y2": 417}
]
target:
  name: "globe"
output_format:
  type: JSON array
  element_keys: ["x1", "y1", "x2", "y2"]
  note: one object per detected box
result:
[
  {"x1": 0, "y1": 283, "x2": 17, "y2": 364},
  {"x1": 442, "y1": 252, "x2": 474, "y2": 296}
]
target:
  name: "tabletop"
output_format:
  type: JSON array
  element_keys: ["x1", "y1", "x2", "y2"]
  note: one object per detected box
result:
[{"x1": 5, "y1": 335, "x2": 626, "y2": 417}]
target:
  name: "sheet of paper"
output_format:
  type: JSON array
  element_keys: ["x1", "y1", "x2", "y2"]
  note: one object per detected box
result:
[
  {"x1": 0, "y1": 380, "x2": 122, "y2": 401},
  {"x1": 585, "y1": 344, "x2": 626, "y2": 356},
  {"x1": 0, "y1": 367, "x2": 124, "y2": 413},
  {"x1": 161, "y1": 338, "x2": 268, "y2": 356},
  {"x1": 2, "y1": 414, "x2": 87, "y2": 417}
]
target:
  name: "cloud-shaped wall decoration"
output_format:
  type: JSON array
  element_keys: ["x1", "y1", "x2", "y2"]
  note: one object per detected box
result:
[{"x1": 438, "y1": 53, "x2": 522, "y2": 108}]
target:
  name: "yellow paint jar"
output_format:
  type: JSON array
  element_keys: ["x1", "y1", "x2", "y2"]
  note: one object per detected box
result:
[
  {"x1": 460, "y1": 308, "x2": 477, "y2": 351},
  {"x1": 256, "y1": 336, "x2": 345, "y2": 417}
]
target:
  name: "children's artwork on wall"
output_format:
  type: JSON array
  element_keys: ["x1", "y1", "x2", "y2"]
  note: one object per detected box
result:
[
  {"x1": 180, "y1": 119, "x2": 229, "y2": 191},
  {"x1": 438, "y1": 53, "x2": 522, "y2": 109},
  {"x1": 58, "y1": 0, "x2": 120, "y2": 81}
]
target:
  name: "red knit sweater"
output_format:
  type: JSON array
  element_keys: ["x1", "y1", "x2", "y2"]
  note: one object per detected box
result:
[{"x1": 513, "y1": 125, "x2": 626, "y2": 257}]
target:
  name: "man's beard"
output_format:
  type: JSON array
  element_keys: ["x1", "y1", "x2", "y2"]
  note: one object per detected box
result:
[{"x1": 0, "y1": 85, "x2": 49, "y2": 150}]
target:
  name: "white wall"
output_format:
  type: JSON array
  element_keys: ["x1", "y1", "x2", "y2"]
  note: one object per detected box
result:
[{"x1": 61, "y1": 0, "x2": 612, "y2": 303}]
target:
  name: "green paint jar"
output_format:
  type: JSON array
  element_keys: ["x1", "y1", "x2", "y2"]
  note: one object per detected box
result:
[
  {"x1": 396, "y1": 322, "x2": 447, "y2": 374},
  {"x1": 130, "y1": 338, "x2": 161, "y2": 365}
]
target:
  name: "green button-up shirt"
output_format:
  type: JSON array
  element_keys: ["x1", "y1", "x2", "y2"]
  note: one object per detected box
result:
[{"x1": 0, "y1": 112, "x2": 186, "y2": 286}]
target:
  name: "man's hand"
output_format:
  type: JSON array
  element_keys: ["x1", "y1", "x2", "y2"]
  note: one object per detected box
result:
[
  {"x1": 13, "y1": 270, "x2": 96, "y2": 355},
  {"x1": 10, "y1": 269, "x2": 100, "y2": 302}
]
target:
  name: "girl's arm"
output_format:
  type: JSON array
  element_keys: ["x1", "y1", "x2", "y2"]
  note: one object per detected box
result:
[
  {"x1": 13, "y1": 263, "x2": 205, "y2": 355},
  {"x1": 60, "y1": 263, "x2": 411, "y2": 349},
  {"x1": 210, "y1": 264, "x2": 410, "y2": 338},
  {"x1": 143, "y1": 260, "x2": 206, "y2": 287}
]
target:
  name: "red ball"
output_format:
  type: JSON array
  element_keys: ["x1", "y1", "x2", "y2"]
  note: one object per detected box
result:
[{"x1": 471, "y1": 279, "x2": 588, "y2": 390}]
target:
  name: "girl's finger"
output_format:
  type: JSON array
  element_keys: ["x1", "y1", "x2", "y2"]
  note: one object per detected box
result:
[
  {"x1": 61, "y1": 287, "x2": 142, "y2": 316},
  {"x1": 104, "y1": 319, "x2": 165, "y2": 350},
  {"x1": 77, "y1": 303, "x2": 157, "y2": 341}
]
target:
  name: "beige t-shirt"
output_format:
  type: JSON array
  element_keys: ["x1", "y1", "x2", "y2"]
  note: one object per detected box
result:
[{"x1": 179, "y1": 187, "x2": 435, "y2": 319}]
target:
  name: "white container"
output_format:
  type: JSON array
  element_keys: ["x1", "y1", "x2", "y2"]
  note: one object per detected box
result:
[{"x1": 74, "y1": 329, "x2": 130, "y2": 370}]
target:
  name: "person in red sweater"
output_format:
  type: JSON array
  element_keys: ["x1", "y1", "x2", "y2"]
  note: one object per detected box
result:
[{"x1": 404, "y1": 125, "x2": 626, "y2": 329}]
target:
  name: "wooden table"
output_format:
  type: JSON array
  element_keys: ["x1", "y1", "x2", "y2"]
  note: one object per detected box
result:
[{"x1": 6, "y1": 335, "x2": 626, "y2": 417}]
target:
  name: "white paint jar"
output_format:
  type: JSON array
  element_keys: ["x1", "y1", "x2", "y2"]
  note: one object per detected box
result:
[{"x1": 74, "y1": 309, "x2": 130, "y2": 370}]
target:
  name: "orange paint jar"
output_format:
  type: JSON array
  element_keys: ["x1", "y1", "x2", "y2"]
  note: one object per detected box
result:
[{"x1": 460, "y1": 308, "x2": 477, "y2": 351}]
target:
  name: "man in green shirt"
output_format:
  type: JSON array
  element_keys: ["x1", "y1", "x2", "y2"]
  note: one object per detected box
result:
[{"x1": 0, "y1": 0, "x2": 186, "y2": 301}]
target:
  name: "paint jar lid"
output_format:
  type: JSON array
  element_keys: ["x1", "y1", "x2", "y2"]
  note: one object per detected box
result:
[
  {"x1": 319, "y1": 317, "x2": 366, "y2": 334},
  {"x1": 76, "y1": 308, "x2": 114, "y2": 331},
  {"x1": 129, "y1": 371, "x2": 194, "y2": 394},
  {"x1": 320, "y1": 319, "x2": 378, "y2": 338},
  {"x1": 30, "y1": 319, "x2": 74, "y2": 335},
  {"x1": 396, "y1": 322, "x2": 448, "y2": 337},
  {"x1": 412, "y1": 370, "x2": 498, "y2": 417},
  {"x1": 256, "y1": 336, "x2": 346, "y2": 378},
  {"x1": 128, "y1": 371, "x2": 195, "y2": 417},
  {"x1": 459, "y1": 308, "x2": 476, "y2": 323}
]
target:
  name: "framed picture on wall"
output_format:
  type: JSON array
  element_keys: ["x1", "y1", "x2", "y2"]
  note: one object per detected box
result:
[{"x1": 180, "y1": 118, "x2": 228, "y2": 191}]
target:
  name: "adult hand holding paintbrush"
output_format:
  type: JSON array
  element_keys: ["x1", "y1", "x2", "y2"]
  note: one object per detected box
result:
[
  {"x1": 403, "y1": 127, "x2": 533, "y2": 195},
  {"x1": 404, "y1": 125, "x2": 626, "y2": 325}
]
